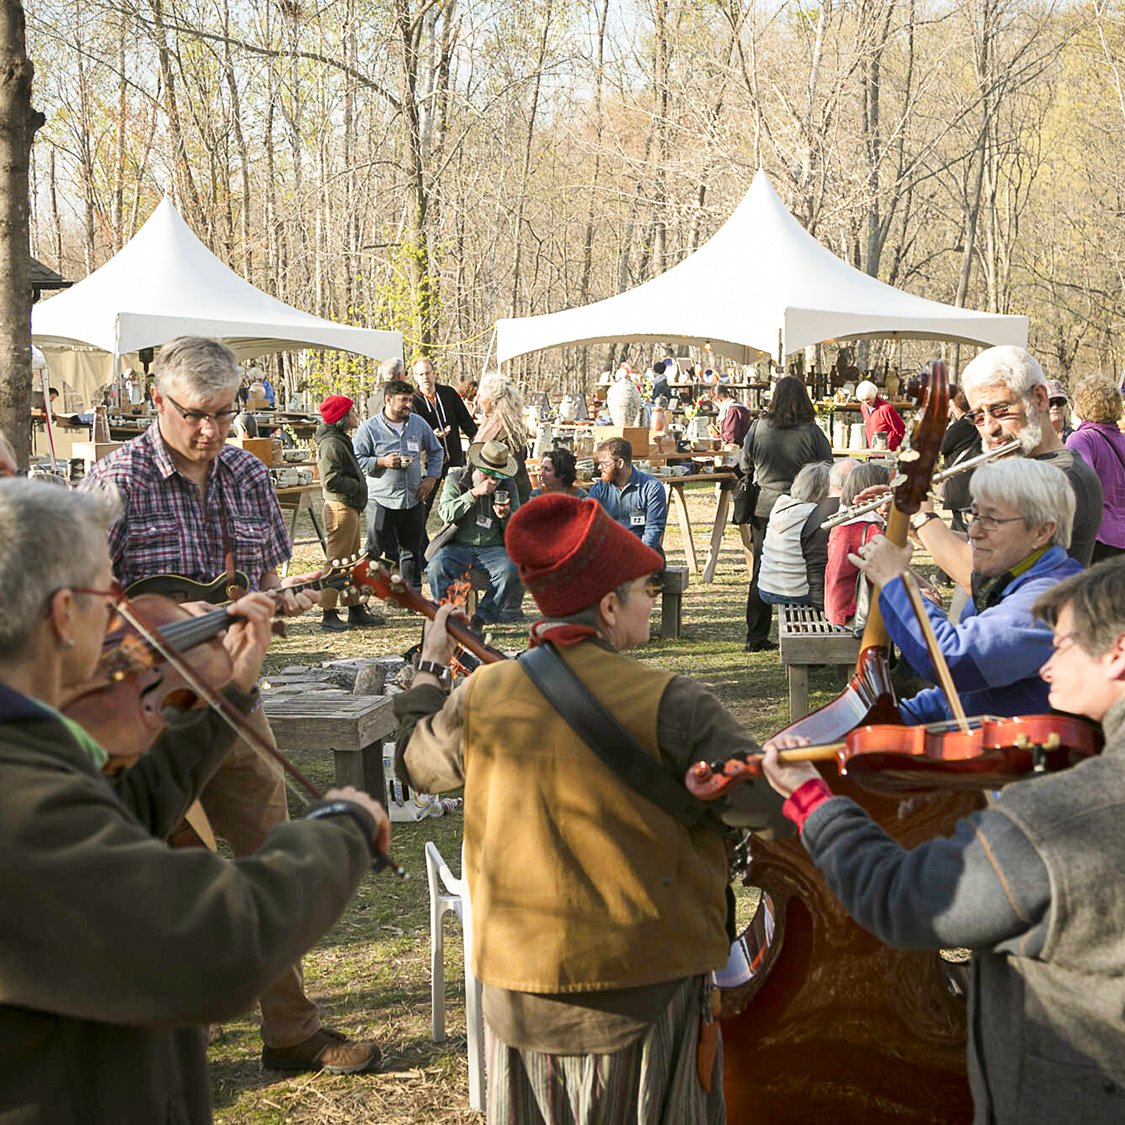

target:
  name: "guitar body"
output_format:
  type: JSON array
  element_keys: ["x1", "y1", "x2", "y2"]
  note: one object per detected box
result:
[
  {"x1": 125, "y1": 571, "x2": 251, "y2": 605},
  {"x1": 720, "y1": 650, "x2": 978, "y2": 1123}
]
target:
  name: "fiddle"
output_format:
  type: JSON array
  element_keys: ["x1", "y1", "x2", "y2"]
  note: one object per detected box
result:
[
  {"x1": 63, "y1": 565, "x2": 408, "y2": 877},
  {"x1": 351, "y1": 558, "x2": 508, "y2": 667},
  {"x1": 689, "y1": 713, "x2": 1103, "y2": 800}
]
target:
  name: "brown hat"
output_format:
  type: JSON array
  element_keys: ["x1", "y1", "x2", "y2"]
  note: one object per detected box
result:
[
  {"x1": 505, "y1": 495, "x2": 663, "y2": 617},
  {"x1": 467, "y1": 439, "x2": 518, "y2": 478}
]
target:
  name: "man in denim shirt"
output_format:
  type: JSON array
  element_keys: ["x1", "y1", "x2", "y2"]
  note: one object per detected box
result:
[
  {"x1": 353, "y1": 378, "x2": 444, "y2": 589},
  {"x1": 587, "y1": 438, "x2": 668, "y2": 555}
]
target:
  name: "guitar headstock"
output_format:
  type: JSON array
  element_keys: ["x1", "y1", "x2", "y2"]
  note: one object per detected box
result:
[{"x1": 347, "y1": 557, "x2": 430, "y2": 615}]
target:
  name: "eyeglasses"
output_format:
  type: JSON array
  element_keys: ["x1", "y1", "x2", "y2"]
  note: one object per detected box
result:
[
  {"x1": 164, "y1": 392, "x2": 239, "y2": 428},
  {"x1": 643, "y1": 575, "x2": 664, "y2": 598},
  {"x1": 480, "y1": 468, "x2": 509, "y2": 480},
  {"x1": 964, "y1": 401, "x2": 1024, "y2": 427},
  {"x1": 1050, "y1": 631, "x2": 1080, "y2": 655},
  {"x1": 956, "y1": 507, "x2": 1026, "y2": 532},
  {"x1": 1049, "y1": 398, "x2": 1068, "y2": 408},
  {"x1": 63, "y1": 582, "x2": 125, "y2": 623}
]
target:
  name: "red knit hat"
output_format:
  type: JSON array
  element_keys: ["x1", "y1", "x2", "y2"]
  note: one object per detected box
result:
[
  {"x1": 505, "y1": 494, "x2": 663, "y2": 617},
  {"x1": 319, "y1": 395, "x2": 354, "y2": 425}
]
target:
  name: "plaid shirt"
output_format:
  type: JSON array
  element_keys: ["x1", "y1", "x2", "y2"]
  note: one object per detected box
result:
[{"x1": 81, "y1": 421, "x2": 290, "y2": 591}]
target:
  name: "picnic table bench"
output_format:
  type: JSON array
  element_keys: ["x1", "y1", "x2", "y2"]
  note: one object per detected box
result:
[
  {"x1": 262, "y1": 688, "x2": 396, "y2": 799},
  {"x1": 777, "y1": 605, "x2": 861, "y2": 719}
]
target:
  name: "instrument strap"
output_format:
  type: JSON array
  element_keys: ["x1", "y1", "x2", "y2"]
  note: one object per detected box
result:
[{"x1": 518, "y1": 642, "x2": 733, "y2": 837}]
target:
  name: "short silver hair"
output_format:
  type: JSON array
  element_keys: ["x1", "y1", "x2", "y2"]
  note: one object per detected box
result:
[
  {"x1": 154, "y1": 337, "x2": 242, "y2": 399},
  {"x1": 379, "y1": 357, "x2": 405, "y2": 381},
  {"x1": 970, "y1": 457, "x2": 1074, "y2": 549},
  {"x1": 829, "y1": 457, "x2": 856, "y2": 491},
  {"x1": 961, "y1": 346, "x2": 1046, "y2": 401},
  {"x1": 791, "y1": 461, "x2": 831, "y2": 503},
  {"x1": 856, "y1": 380, "x2": 878, "y2": 402},
  {"x1": 0, "y1": 479, "x2": 121, "y2": 657}
]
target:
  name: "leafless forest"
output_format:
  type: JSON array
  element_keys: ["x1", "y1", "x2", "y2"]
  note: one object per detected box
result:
[{"x1": 22, "y1": 0, "x2": 1125, "y2": 388}]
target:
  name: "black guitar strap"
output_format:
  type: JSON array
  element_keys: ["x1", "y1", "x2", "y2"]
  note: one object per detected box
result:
[{"x1": 518, "y1": 642, "x2": 733, "y2": 837}]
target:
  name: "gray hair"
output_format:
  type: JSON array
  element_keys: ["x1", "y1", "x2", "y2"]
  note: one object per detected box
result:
[
  {"x1": 380, "y1": 357, "x2": 405, "y2": 381},
  {"x1": 791, "y1": 461, "x2": 831, "y2": 503},
  {"x1": 1035, "y1": 557, "x2": 1125, "y2": 657},
  {"x1": 154, "y1": 337, "x2": 242, "y2": 398},
  {"x1": 840, "y1": 460, "x2": 892, "y2": 505},
  {"x1": 970, "y1": 458, "x2": 1074, "y2": 549},
  {"x1": 961, "y1": 346, "x2": 1046, "y2": 401},
  {"x1": 856, "y1": 380, "x2": 878, "y2": 402},
  {"x1": 829, "y1": 457, "x2": 857, "y2": 492},
  {"x1": 478, "y1": 373, "x2": 528, "y2": 447},
  {"x1": 0, "y1": 480, "x2": 121, "y2": 657}
]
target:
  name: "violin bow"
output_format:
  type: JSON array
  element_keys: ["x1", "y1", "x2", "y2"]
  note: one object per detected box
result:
[
  {"x1": 900, "y1": 570, "x2": 970, "y2": 733},
  {"x1": 113, "y1": 598, "x2": 407, "y2": 878}
]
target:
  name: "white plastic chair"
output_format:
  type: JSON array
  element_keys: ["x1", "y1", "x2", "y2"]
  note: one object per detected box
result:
[{"x1": 425, "y1": 841, "x2": 485, "y2": 1111}]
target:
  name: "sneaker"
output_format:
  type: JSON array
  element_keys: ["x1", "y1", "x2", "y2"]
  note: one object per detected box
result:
[
  {"x1": 320, "y1": 612, "x2": 349, "y2": 633},
  {"x1": 261, "y1": 1027, "x2": 381, "y2": 1075},
  {"x1": 347, "y1": 605, "x2": 386, "y2": 627}
]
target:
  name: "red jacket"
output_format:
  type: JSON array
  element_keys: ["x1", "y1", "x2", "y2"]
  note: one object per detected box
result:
[
  {"x1": 861, "y1": 397, "x2": 905, "y2": 451},
  {"x1": 825, "y1": 519, "x2": 883, "y2": 625}
]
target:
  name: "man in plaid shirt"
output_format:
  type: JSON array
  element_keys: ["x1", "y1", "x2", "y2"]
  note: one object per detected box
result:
[{"x1": 82, "y1": 337, "x2": 382, "y2": 1076}]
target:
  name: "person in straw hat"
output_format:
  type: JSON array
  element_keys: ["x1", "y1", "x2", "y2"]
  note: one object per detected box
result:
[
  {"x1": 426, "y1": 439, "x2": 522, "y2": 630},
  {"x1": 395, "y1": 493, "x2": 791, "y2": 1120}
]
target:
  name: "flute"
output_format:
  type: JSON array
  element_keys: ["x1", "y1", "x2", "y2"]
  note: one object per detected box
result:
[{"x1": 820, "y1": 439, "x2": 1021, "y2": 530}]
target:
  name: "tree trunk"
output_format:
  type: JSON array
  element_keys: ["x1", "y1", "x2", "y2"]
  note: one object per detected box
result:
[{"x1": 0, "y1": 0, "x2": 44, "y2": 465}]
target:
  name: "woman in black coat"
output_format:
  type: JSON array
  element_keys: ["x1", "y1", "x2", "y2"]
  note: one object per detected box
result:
[{"x1": 740, "y1": 377, "x2": 832, "y2": 651}]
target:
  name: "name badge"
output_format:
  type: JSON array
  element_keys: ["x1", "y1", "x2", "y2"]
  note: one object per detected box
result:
[
  {"x1": 407, "y1": 440, "x2": 420, "y2": 453},
  {"x1": 476, "y1": 514, "x2": 493, "y2": 529},
  {"x1": 630, "y1": 512, "x2": 646, "y2": 527}
]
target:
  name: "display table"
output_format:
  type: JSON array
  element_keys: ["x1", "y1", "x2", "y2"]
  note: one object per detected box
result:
[{"x1": 659, "y1": 472, "x2": 738, "y2": 582}]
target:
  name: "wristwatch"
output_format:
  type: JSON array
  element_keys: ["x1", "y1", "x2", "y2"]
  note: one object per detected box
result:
[
  {"x1": 910, "y1": 511, "x2": 941, "y2": 532},
  {"x1": 416, "y1": 658, "x2": 448, "y2": 677}
]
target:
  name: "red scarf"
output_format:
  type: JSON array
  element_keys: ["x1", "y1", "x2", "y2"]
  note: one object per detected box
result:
[{"x1": 527, "y1": 620, "x2": 600, "y2": 649}]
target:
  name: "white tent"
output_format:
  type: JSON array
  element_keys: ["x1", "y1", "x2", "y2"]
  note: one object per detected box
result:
[
  {"x1": 495, "y1": 169, "x2": 1027, "y2": 365},
  {"x1": 33, "y1": 197, "x2": 402, "y2": 372}
]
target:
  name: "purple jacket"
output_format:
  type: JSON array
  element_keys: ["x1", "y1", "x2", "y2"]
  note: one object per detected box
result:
[{"x1": 1067, "y1": 422, "x2": 1125, "y2": 548}]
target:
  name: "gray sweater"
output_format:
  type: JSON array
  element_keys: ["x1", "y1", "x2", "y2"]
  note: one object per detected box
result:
[{"x1": 801, "y1": 699, "x2": 1125, "y2": 1123}]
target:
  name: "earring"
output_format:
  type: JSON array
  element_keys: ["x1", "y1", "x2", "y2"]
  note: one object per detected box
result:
[{"x1": 60, "y1": 637, "x2": 75, "y2": 651}]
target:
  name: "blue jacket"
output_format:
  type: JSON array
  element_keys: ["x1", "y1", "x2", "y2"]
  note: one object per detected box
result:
[
  {"x1": 587, "y1": 467, "x2": 668, "y2": 551},
  {"x1": 881, "y1": 545, "x2": 1083, "y2": 724},
  {"x1": 353, "y1": 412, "x2": 444, "y2": 510}
]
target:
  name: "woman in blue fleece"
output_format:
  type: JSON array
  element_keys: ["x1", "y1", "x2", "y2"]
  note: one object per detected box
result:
[{"x1": 850, "y1": 457, "x2": 1082, "y2": 723}]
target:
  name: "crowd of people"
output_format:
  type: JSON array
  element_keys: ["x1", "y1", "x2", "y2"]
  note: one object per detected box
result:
[{"x1": 3, "y1": 336, "x2": 1125, "y2": 1124}]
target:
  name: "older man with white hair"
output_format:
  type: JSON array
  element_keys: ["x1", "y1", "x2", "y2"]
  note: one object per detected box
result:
[
  {"x1": 853, "y1": 458, "x2": 1082, "y2": 724},
  {"x1": 856, "y1": 380, "x2": 905, "y2": 451},
  {"x1": 909, "y1": 347, "x2": 1102, "y2": 588}
]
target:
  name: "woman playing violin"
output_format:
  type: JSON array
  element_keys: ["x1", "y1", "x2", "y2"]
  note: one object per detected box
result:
[
  {"x1": 762, "y1": 558, "x2": 1125, "y2": 1124},
  {"x1": 0, "y1": 479, "x2": 388, "y2": 1124},
  {"x1": 855, "y1": 458, "x2": 1082, "y2": 724}
]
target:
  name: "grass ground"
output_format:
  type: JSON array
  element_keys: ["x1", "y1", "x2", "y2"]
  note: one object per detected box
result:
[{"x1": 208, "y1": 485, "x2": 890, "y2": 1122}]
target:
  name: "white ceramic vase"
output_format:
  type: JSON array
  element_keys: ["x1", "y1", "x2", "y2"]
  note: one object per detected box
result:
[{"x1": 607, "y1": 376, "x2": 642, "y2": 427}]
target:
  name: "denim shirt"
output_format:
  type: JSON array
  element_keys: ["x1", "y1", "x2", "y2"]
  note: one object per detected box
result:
[
  {"x1": 587, "y1": 467, "x2": 668, "y2": 550},
  {"x1": 353, "y1": 412, "x2": 444, "y2": 510}
]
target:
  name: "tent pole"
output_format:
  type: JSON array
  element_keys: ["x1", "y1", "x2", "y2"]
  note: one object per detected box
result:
[{"x1": 481, "y1": 324, "x2": 498, "y2": 379}]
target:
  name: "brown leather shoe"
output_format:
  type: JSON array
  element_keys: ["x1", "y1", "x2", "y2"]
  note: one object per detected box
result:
[{"x1": 261, "y1": 1027, "x2": 381, "y2": 1074}]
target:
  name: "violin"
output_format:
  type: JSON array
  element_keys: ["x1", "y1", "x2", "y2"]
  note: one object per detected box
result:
[
  {"x1": 352, "y1": 559, "x2": 508, "y2": 667},
  {"x1": 63, "y1": 560, "x2": 408, "y2": 877},
  {"x1": 689, "y1": 713, "x2": 1103, "y2": 799},
  {"x1": 64, "y1": 561, "x2": 366, "y2": 766}
]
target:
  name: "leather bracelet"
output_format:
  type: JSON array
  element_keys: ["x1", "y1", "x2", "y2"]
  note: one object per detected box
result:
[{"x1": 416, "y1": 658, "x2": 448, "y2": 677}]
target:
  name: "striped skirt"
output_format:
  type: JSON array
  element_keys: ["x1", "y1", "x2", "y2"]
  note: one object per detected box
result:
[{"x1": 485, "y1": 976, "x2": 725, "y2": 1124}]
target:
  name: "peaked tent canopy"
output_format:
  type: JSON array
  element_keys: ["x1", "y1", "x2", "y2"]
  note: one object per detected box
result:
[
  {"x1": 32, "y1": 197, "x2": 402, "y2": 363},
  {"x1": 495, "y1": 169, "x2": 1027, "y2": 366}
]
